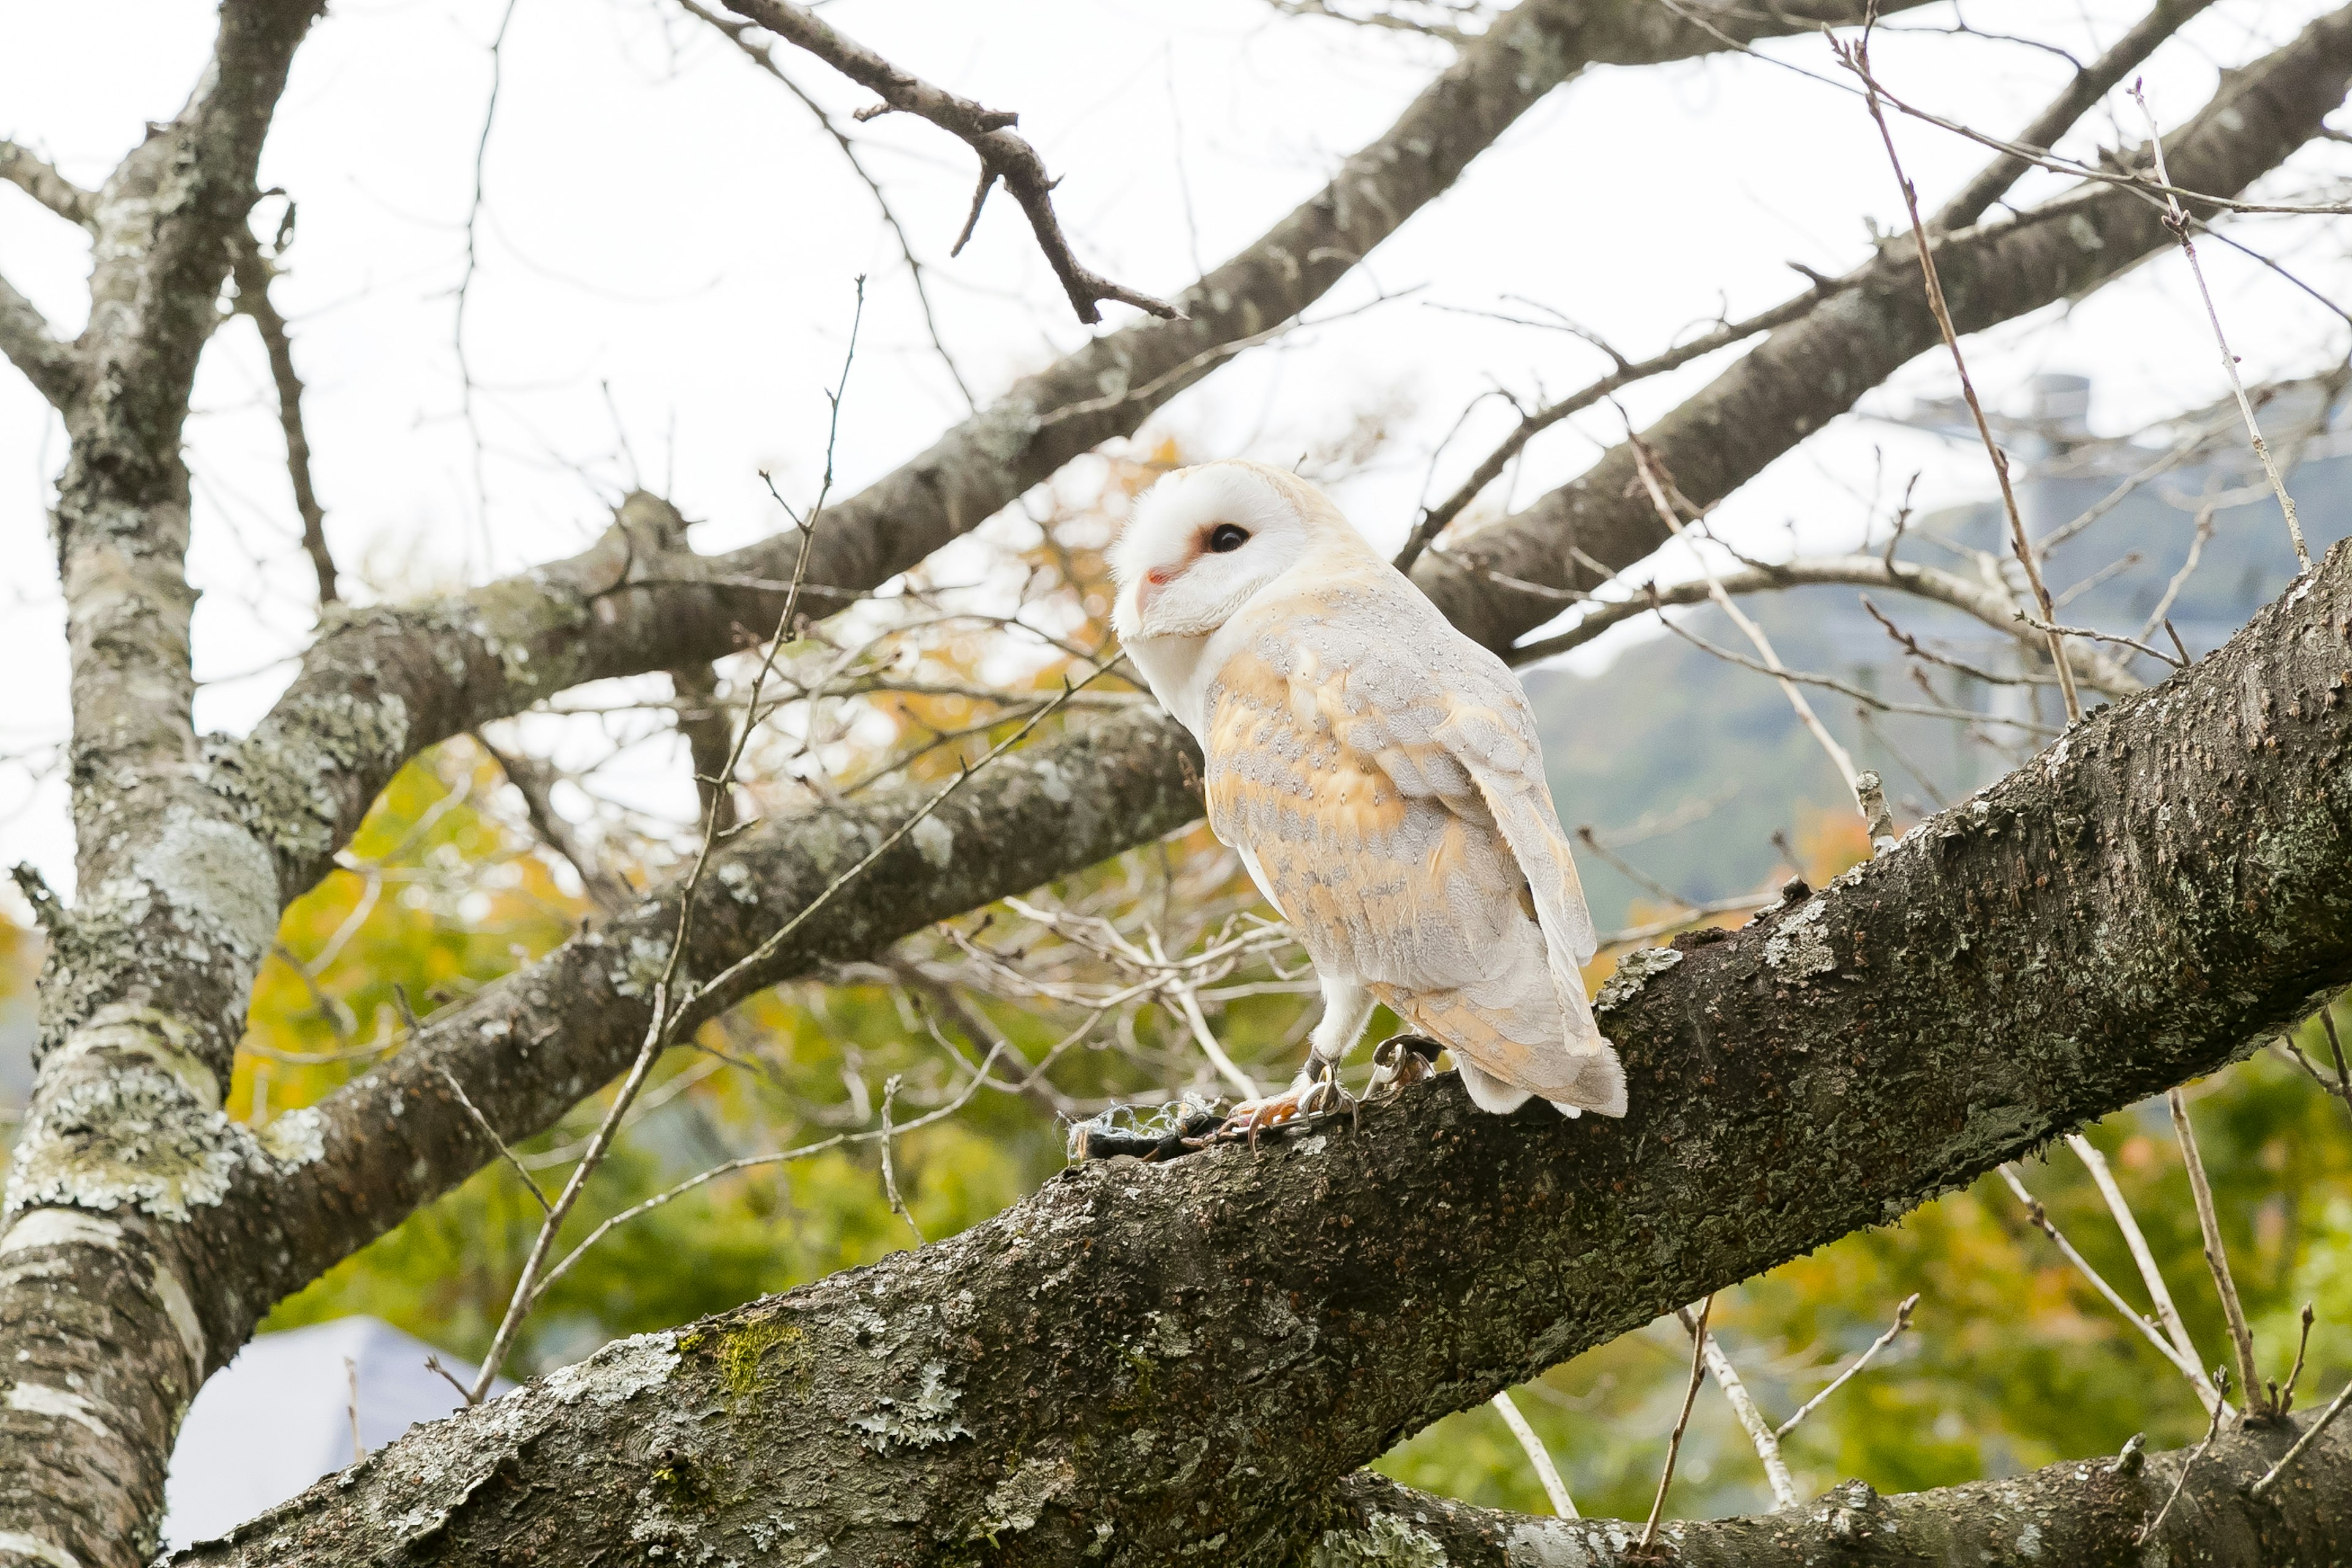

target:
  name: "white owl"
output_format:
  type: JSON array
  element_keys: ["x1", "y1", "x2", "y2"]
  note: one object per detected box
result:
[{"x1": 1110, "y1": 459, "x2": 1626, "y2": 1126}]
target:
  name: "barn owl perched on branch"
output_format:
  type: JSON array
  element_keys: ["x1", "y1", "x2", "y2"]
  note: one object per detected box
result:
[{"x1": 1110, "y1": 459, "x2": 1626, "y2": 1129}]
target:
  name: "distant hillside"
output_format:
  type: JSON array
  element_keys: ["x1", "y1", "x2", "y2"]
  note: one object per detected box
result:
[{"x1": 1528, "y1": 377, "x2": 2352, "y2": 933}]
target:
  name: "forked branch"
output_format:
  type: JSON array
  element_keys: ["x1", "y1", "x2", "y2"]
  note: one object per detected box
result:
[{"x1": 725, "y1": 0, "x2": 1180, "y2": 325}]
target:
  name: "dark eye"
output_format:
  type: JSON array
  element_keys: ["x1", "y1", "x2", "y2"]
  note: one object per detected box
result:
[{"x1": 1207, "y1": 523, "x2": 1249, "y2": 554}]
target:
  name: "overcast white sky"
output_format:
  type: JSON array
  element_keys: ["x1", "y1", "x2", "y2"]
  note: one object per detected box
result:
[{"x1": 3, "y1": 0, "x2": 2348, "y2": 898}]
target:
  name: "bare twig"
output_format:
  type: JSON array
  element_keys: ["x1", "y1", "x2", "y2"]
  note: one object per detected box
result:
[
  {"x1": 1395, "y1": 284, "x2": 1836, "y2": 572},
  {"x1": 2138, "y1": 1368, "x2": 2228, "y2": 1542},
  {"x1": 1676, "y1": 1305, "x2": 1798, "y2": 1510},
  {"x1": 2067, "y1": 1133, "x2": 2223, "y2": 1417},
  {"x1": 1164, "y1": 958, "x2": 1262, "y2": 1099},
  {"x1": 230, "y1": 243, "x2": 336, "y2": 606},
  {"x1": 2284, "y1": 1303, "x2": 2316, "y2": 1412},
  {"x1": 725, "y1": 0, "x2": 1178, "y2": 325},
  {"x1": 456, "y1": 0, "x2": 524, "y2": 571},
  {"x1": 1931, "y1": 0, "x2": 2218, "y2": 230},
  {"x1": 2251, "y1": 1373, "x2": 2352, "y2": 1499},
  {"x1": 1507, "y1": 551, "x2": 2140, "y2": 696},
  {"x1": 878, "y1": 1074, "x2": 922, "y2": 1244},
  {"x1": 434, "y1": 1063, "x2": 553, "y2": 1217},
  {"x1": 2168, "y1": 1088, "x2": 2266, "y2": 1419},
  {"x1": 1490, "y1": 1390, "x2": 1578, "y2": 1518},
  {"x1": 2015, "y1": 612, "x2": 2184, "y2": 670},
  {"x1": 2130, "y1": 80, "x2": 2310, "y2": 574},
  {"x1": 473, "y1": 733, "x2": 635, "y2": 916},
  {"x1": 1840, "y1": 19, "x2": 2081, "y2": 725},
  {"x1": 1638, "y1": 1294, "x2": 1713, "y2": 1554},
  {"x1": 674, "y1": 0, "x2": 974, "y2": 406},
  {"x1": 529, "y1": 1028, "x2": 1044, "y2": 1302},
  {"x1": 1625, "y1": 435, "x2": 1861, "y2": 797},
  {"x1": 467, "y1": 281, "x2": 868, "y2": 1401},
  {"x1": 1999, "y1": 1164, "x2": 2217, "y2": 1394},
  {"x1": 423, "y1": 1354, "x2": 477, "y2": 1407},
  {"x1": 344, "y1": 1357, "x2": 363, "y2": 1465},
  {"x1": 1776, "y1": 1293, "x2": 1918, "y2": 1438}
]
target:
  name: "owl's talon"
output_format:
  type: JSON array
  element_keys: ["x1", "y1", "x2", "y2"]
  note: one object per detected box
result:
[
  {"x1": 1370, "y1": 1035, "x2": 1443, "y2": 1098},
  {"x1": 1296, "y1": 1058, "x2": 1357, "y2": 1129}
]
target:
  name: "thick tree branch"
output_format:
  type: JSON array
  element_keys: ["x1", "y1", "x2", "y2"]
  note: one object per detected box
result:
[
  {"x1": 1421, "y1": 3, "x2": 2352, "y2": 655},
  {"x1": 184, "y1": 537, "x2": 2352, "y2": 1560},
  {"x1": 0, "y1": 5, "x2": 330, "y2": 1565},
  {"x1": 721, "y1": 0, "x2": 1177, "y2": 325},
  {"x1": 221, "y1": 0, "x2": 1925, "y2": 914},
  {"x1": 1325, "y1": 1417, "x2": 2352, "y2": 1566}
]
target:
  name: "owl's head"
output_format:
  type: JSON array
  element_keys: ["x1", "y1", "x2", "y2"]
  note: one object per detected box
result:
[{"x1": 1110, "y1": 460, "x2": 1359, "y2": 643}]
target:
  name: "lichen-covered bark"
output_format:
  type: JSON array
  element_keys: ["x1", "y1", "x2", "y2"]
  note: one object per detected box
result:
[
  {"x1": 0, "y1": 6, "x2": 325, "y2": 1565},
  {"x1": 1322, "y1": 1427, "x2": 2352, "y2": 1567},
  {"x1": 1422, "y1": 2, "x2": 2352, "y2": 653},
  {"x1": 173, "y1": 543, "x2": 2352, "y2": 1563},
  {"x1": 219, "y1": 0, "x2": 1928, "y2": 911}
]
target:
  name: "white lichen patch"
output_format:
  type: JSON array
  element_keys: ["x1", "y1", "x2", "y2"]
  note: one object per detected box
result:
[
  {"x1": 5, "y1": 1066, "x2": 249, "y2": 1221},
  {"x1": 717, "y1": 859, "x2": 760, "y2": 905},
  {"x1": 612, "y1": 935, "x2": 673, "y2": 999},
  {"x1": 6, "y1": 1052, "x2": 336, "y2": 1223},
  {"x1": 0, "y1": 1529, "x2": 83, "y2": 1568},
  {"x1": 137, "y1": 815, "x2": 277, "y2": 965},
  {"x1": 52, "y1": 1006, "x2": 219, "y2": 1110},
  {"x1": 257, "y1": 1105, "x2": 327, "y2": 1168},
  {"x1": 970, "y1": 1454, "x2": 1076, "y2": 1539},
  {"x1": 6, "y1": 1382, "x2": 114, "y2": 1441},
  {"x1": 213, "y1": 691, "x2": 411, "y2": 861},
  {"x1": 1593, "y1": 947, "x2": 1681, "y2": 1014},
  {"x1": 848, "y1": 1362, "x2": 970, "y2": 1451},
  {"x1": 1762, "y1": 900, "x2": 1835, "y2": 981},
  {"x1": 1308, "y1": 1510, "x2": 1447, "y2": 1568},
  {"x1": 545, "y1": 1330, "x2": 679, "y2": 1407},
  {"x1": 911, "y1": 815, "x2": 955, "y2": 870},
  {"x1": 0, "y1": 1208, "x2": 123, "y2": 1256}
]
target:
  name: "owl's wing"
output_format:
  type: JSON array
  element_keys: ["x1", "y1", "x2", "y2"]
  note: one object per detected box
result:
[
  {"x1": 1415, "y1": 647, "x2": 1604, "y2": 1042},
  {"x1": 1289, "y1": 587, "x2": 1604, "y2": 1034}
]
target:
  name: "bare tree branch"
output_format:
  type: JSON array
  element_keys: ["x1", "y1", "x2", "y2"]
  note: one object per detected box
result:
[
  {"x1": 1507, "y1": 551, "x2": 2144, "y2": 696},
  {"x1": 0, "y1": 267, "x2": 80, "y2": 408},
  {"x1": 1421, "y1": 5, "x2": 2352, "y2": 654},
  {"x1": 221, "y1": 0, "x2": 1930, "y2": 917},
  {"x1": 230, "y1": 243, "x2": 337, "y2": 606},
  {"x1": 723, "y1": 0, "x2": 1178, "y2": 325},
  {"x1": 1931, "y1": 0, "x2": 2218, "y2": 230},
  {"x1": 0, "y1": 138, "x2": 96, "y2": 225}
]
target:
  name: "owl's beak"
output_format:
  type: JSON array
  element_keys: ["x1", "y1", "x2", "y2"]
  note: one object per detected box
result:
[{"x1": 1133, "y1": 564, "x2": 1178, "y2": 621}]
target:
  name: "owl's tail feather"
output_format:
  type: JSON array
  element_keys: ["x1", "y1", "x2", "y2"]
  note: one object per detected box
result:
[{"x1": 1382, "y1": 984, "x2": 1629, "y2": 1118}]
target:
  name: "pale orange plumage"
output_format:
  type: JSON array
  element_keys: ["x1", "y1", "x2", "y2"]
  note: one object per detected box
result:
[{"x1": 1112, "y1": 459, "x2": 1624, "y2": 1120}]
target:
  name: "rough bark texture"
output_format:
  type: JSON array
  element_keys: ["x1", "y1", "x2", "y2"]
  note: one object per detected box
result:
[
  {"x1": 0, "y1": 7, "x2": 325, "y2": 1566},
  {"x1": 173, "y1": 540, "x2": 2352, "y2": 1564},
  {"x1": 214, "y1": 0, "x2": 1927, "y2": 912},
  {"x1": 1327, "y1": 1429, "x2": 2352, "y2": 1566},
  {"x1": 1420, "y1": 2, "x2": 2352, "y2": 654}
]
